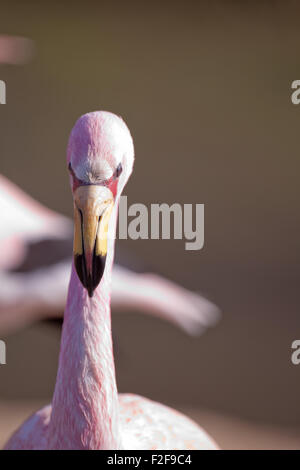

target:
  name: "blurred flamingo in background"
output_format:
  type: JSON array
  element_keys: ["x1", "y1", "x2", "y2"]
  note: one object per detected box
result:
[
  {"x1": 0, "y1": 35, "x2": 34, "y2": 65},
  {"x1": 4, "y1": 111, "x2": 218, "y2": 449},
  {"x1": 0, "y1": 173, "x2": 220, "y2": 335}
]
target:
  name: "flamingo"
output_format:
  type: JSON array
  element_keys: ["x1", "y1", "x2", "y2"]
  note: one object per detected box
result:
[
  {"x1": 0, "y1": 174, "x2": 220, "y2": 335},
  {"x1": 4, "y1": 111, "x2": 218, "y2": 450}
]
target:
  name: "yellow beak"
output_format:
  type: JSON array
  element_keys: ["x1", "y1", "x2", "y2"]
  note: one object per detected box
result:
[{"x1": 73, "y1": 185, "x2": 114, "y2": 297}]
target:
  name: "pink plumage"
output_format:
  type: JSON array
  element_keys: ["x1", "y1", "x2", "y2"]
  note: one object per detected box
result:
[{"x1": 4, "y1": 111, "x2": 218, "y2": 450}]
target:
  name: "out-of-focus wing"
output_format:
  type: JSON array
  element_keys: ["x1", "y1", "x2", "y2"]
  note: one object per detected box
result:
[
  {"x1": 0, "y1": 175, "x2": 220, "y2": 335},
  {"x1": 0, "y1": 174, "x2": 72, "y2": 270},
  {"x1": 112, "y1": 266, "x2": 220, "y2": 335}
]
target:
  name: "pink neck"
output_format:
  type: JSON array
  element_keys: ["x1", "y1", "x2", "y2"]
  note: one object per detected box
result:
[{"x1": 48, "y1": 209, "x2": 121, "y2": 450}]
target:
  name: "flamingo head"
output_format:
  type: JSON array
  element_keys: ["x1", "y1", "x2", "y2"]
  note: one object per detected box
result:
[{"x1": 67, "y1": 111, "x2": 134, "y2": 297}]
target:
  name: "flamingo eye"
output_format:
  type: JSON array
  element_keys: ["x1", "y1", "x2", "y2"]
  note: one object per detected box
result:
[
  {"x1": 68, "y1": 162, "x2": 75, "y2": 178},
  {"x1": 115, "y1": 163, "x2": 122, "y2": 178}
]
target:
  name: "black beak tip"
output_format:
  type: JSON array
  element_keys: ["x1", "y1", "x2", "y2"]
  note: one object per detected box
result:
[{"x1": 74, "y1": 253, "x2": 106, "y2": 297}]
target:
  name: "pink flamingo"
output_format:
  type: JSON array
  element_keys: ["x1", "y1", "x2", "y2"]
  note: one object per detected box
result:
[
  {"x1": 0, "y1": 174, "x2": 219, "y2": 335},
  {"x1": 4, "y1": 111, "x2": 218, "y2": 450}
]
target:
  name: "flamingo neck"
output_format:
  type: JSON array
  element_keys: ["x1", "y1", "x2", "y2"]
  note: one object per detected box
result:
[{"x1": 48, "y1": 205, "x2": 121, "y2": 450}]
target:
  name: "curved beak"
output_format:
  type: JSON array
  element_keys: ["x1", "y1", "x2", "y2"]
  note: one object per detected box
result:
[{"x1": 73, "y1": 185, "x2": 114, "y2": 297}]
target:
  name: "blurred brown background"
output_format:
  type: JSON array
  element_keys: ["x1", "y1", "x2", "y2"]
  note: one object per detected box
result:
[{"x1": 0, "y1": 0, "x2": 300, "y2": 449}]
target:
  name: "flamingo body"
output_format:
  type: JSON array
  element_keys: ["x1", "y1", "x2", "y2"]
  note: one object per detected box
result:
[{"x1": 5, "y1": 395, "x2": 217, "y2": 450}]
